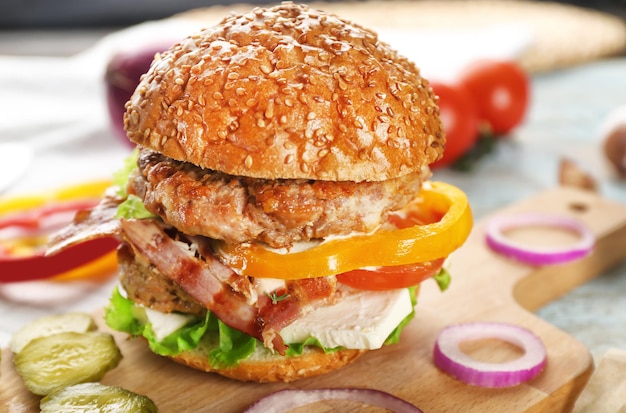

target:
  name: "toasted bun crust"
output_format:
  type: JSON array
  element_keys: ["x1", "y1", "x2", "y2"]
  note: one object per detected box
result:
[
  {"x1": 124, "y1": 2, "x2": 445, "y2": 182},
  {"x1": 168, "y1": 334, "x2": 365, "y2": 382}
]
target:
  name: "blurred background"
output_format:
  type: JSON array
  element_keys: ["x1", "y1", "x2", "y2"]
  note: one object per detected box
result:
[
  {"x1": 0, "y1": 0, "x2": 625, "y2": 29},
  {"x1": 0, "y1": 0, "x2": 625, "y2": 56}
]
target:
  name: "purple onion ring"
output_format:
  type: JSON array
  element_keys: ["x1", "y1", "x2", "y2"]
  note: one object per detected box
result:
[
  {"x1": 243, "y1": 388, "x2": 423, "y2": 413},
  {"x1": 485, "y1": 212, "x2": 594, "y2": 265},
  {"x1": 434, "y1": 321, "x2": 547, "y2": 388}
]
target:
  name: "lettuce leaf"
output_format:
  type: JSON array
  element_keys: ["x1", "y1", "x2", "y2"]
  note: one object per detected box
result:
[
  {"x1": 105, "y1": 285, "x2": 418, "y2": 367},
  {"x1": 105, "y1": 287, "x2": 211, "y2": 356},
  {"x1": 433, "y1": 267, "x2": 452, "y2": 292},
  {"x1": 115, "y1": 194, "x2": 157, "y2": 219},
  {"x1": 208, "y1": 321, "x2": 257, "y2": 368},
  {"x1": 112, "y1": 147, "x2": 139, "y2": 198}
]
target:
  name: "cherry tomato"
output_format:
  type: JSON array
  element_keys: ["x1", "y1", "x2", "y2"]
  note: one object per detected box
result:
[
  {"x1": 429, "y1": 82, "x2": 480, "y2": 169},
  {"x1": 336, "y1": 258, "x2": 445, "y2": 291},
  {"x1": 459, "y1": 59, "x2": 530, "y2": 135}
]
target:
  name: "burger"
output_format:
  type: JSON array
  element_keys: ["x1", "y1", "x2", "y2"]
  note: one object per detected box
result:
[{"x1": 49, "y1": 2, "x2": 472, "y2": 382}]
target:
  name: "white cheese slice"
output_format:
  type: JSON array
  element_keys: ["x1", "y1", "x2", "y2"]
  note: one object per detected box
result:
[
  {"x1": 131, "y1": 305, "x2": 195, "y2": 342},
  {"x1": 280, "y1": 288, "x2": 413, "y2": 350}
]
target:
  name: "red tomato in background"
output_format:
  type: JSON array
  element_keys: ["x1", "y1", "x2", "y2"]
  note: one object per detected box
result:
[
  {"x1": 459, "y1": 60, "x2": 530, "y2": 135},
  {"x1": 430, "y1": 82, "x2": 480, "y2": 169}
]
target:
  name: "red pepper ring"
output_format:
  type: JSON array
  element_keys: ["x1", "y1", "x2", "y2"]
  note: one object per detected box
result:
[
  {"x1": 0, "y1": 180, "x2": 119, "y2": 283},
  {"x1": 0, "y1": 237, "x2": 118, "y2": 283}
]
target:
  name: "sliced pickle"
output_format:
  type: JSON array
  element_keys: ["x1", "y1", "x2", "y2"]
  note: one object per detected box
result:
[
  {"x1": 10, "y1": 312, "x2": 96, "y2": 354},
  {"x1": 14, "y1": 331, "x2": 122, "y2": 396},
  {"x1": 41, "y1": 382, "x2": 158, "y2": 413}
]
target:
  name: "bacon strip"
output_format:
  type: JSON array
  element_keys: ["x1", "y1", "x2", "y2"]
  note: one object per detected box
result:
[
  {"x1": 119, "y1": 219, "x2": 286, "y2": 353},
  {"x1": 47, "y1": 191, "x2": 338, "y2": 353},
  {"x1": 46, "y1": 190, "x2": 122, "y2": 256},
  {"x1": 189, "y1": 235, "x2": 256, "y2": 304}
]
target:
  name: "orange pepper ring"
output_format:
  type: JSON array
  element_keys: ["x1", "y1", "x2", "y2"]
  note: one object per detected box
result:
[{"x1": 214, "y1": 181, "x2": 473, "y2": 279}]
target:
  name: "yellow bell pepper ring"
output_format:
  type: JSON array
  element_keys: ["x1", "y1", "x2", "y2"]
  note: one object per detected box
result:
[{"x1": 214, "y1": 181, "x2": 473, "y2": 279}]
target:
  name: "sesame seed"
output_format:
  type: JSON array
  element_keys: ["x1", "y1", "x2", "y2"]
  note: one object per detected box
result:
[
  {"x1": 306, "y1": 112, "x2": 316, "y2": 120},
  {"x1": 284, "y1": 154, "x2": 294, "y2": 164},
  {"x1": 265, "y1": 100, "x2": 275, "y2": 118},
  {"x1": 244, "y1": 155, "x2": 253, "y2": 168},
  {"x1": 246, "y1": 98, "x2": 257, "y2": 107},
  {"x1": 228, "y1": 120, "x2": 240, "y2": 131},
  {"x1": 257, "y1": 118, "x2": 266, "y2": 128},
  {"x1": 236, "y1": 88, "x2": 246, "y2": 96},
  {"x1": 130, "y1": 110, "x2": 139, "y2": 125},
  {"x1": 213, "y1": 92, "x2": 224, "y2": 100},
  {"x1": 279, "y1": 115, "x2": 288, "y2": 124}
]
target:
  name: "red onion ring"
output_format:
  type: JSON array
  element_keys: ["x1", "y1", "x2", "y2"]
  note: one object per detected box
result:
[
  {"x1": 243, "y1": 388, "x2": 423, "y2": 413},
  {"x1": 433, "y1": 322, "x2": 547, "y2": 388},
  {"x1": 485, "y1": 212, "x2": 594, "y2": 265}
]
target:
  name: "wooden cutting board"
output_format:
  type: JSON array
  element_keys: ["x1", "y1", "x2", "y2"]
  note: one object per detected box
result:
[{"x1": 3, "y1": 186, "x2": 626, "y2": 412}]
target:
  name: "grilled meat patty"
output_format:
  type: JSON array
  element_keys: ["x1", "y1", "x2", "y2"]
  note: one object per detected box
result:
[{"x1": 129, "y1": 148, "x2": 425, "y2": 248}]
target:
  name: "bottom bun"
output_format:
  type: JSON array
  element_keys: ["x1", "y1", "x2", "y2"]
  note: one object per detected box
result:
[{"x1": 166, "y1": 334, "x2": 365, "y2": 383}]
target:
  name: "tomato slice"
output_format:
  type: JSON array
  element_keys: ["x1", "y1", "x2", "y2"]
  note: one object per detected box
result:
[
  {"x1": 337, "y1": 258, "x2": 446, "y2": 291},
  {"x1": 337, "y1": 205, "x2": 446, "y2": 291}
]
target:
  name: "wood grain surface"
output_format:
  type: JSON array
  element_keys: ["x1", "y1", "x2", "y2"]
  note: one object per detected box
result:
[{"x1": 3, "y1": 186, "x2": 626, "y2": 412}]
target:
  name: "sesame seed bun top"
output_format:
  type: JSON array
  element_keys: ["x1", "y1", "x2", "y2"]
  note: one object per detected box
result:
[{"x1": 124, "y1": 2, "x2": 445, "y2": 182}]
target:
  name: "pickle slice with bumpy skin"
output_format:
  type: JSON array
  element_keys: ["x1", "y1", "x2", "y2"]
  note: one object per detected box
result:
[
  {"x1": 14, "y1": 331, "x2": 122, "y2": 396},
  {"x1": 10, "y1": 312, "x2": 96, "y2": 354},
  {"x1": 41, "y1": 382, "x2": 158, "y2": 413}
]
